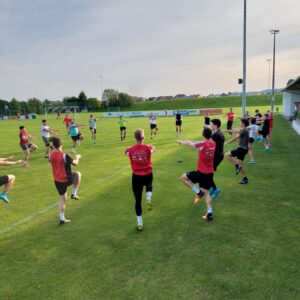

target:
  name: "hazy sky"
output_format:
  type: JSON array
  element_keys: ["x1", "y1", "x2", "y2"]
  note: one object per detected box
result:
[{"x1": 0, "y1": 0, "x2": 299, "y2": 100}]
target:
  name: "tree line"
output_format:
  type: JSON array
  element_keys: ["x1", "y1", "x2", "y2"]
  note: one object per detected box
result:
[{"x1": 0, "y1": 89, "x2": 138, "y2": 115}]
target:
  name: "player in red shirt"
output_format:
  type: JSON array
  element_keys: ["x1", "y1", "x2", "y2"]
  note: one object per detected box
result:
[
  {"x1": 125, "y1": 128, "x2": 155, "y2": 231},
  {"x1": 178, "y1": 128, "x2": 216, "y2": 221},
  {"x1": 63, "y1": 114, "x2": 72, "y2": 133},
  {"x1": 225, "y1": 108, "x2": 235, "y2": 135},
  {"x1": 19, "y1": 126, "x2": 38, "y2": 167},
  {"x1": 0, "y1": 156, "x2": 23, "y2": 203},
  {"x1": 49, "y1": 137, "x2": 82, "y2": 225}
]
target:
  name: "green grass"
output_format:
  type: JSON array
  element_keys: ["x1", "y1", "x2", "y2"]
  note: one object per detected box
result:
[
  {"x1": 0, "y1": 107, "x2": 299, "y2": 299},
  {"x1": 113, "y1": 94, "x2": 282, "y2": 112}
]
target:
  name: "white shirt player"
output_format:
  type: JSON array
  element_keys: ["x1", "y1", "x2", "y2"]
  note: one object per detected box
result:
[
  {"x1": 249, "y1": 124, "x2": 259, "y2": 139},
  {"x1": 41, "y1": 125, "x2": 50, "y2": 138},
  {"x1": 149, "y1": 116, "x2": 156, "y2": 125},
  {"x1": 89, "y1": 119, "x2": 96, "y2": 129}
]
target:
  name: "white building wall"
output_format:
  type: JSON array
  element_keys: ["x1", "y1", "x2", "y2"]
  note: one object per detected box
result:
[{"x1": 282, "y1": 92, "x2": 300, "y2": 117}]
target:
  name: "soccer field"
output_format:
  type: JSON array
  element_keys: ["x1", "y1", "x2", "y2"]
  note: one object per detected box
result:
[{"x1": 0, "y1": 106, "x2": 299, "y2": 299}]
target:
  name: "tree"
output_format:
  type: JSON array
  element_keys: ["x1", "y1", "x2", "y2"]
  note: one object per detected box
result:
[
  {"x1": 118, "y1": 93, "x2": 134, "y2": 107},
  {"x1": 9, "y1": 98, "x2": 21, "y2": 113},
  {"x1": 78, "y1": 91, "x2": 88, "y2": 110},
  {"x1": 87, "y1": 97, "x2": 101, "y2": 110},
  {"x1": 103, "y1": 89, "x2": 119, "y2": 107},
  {"x1": 27, "y1": 98, "x2": 43, "y2": 114}
]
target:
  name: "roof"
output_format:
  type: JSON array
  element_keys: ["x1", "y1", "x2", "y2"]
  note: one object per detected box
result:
[{"x1": 284, "y1": 76, "x2": 300, "y2": 91}]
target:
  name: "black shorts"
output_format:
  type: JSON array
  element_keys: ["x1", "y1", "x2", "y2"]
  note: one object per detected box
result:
[
  {"x1": 43, "y1": 137, "x2": 54, "y2": 147},
  {"x1": 20, "y1": 143, "x2": 32, "y2": 151},
  {"x1": 213, "y1": 153, "x2": 224, "y2": 171},
  {"x1": 258, "y1": 130, "x2": 268, "y2": 138},
  {"x1": 0, "y1": 175, "x2": 9, "y2": 186},
  {"x1": 150, "y1": 124, "x2": 157, "y2": 130},
  {"x1": 186, "y1": 171, "x2": 213, "y2": 190},
  {"x1": 249, "y1": 137, "x2": 255, "y2": 144},
  {"x1": 120, "y1": 126, "x2": 126, "y2": 131},
  {"x1": 54, "y1": 173, "x2": 77, "y2": 195},
  {"x1": 90, "y1": 128, "x2": 96, "y2": 133},
  {"x1": 227, "y1": 121, "x2": 233, "y2": 130},
  {"x1": 231, "y1": 147, "x2": 248, "y2": 161},
  {"x1": 71, "y1": 133, "x2": 82, "y2": 141},
  {"x1": 176, "y1": 121, "x2": 182, "y2": 126}
]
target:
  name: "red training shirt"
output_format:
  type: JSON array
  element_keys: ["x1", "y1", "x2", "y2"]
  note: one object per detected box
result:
[
  {"x1": 227, "y1": 112, "x2": 235, "y2": 122},
  {"x1": 194, "y1": 140, "x2": 216, "y2": 174},
  {"x1": 49, "y1": 151, "x2": 73, "y2": 183},
  {"x1": 64, "y1": 117, "x2": 72, "y2": 128},
  {"x1": 19, "y1": 129, "x2": 29, "y2": 145},
  {"x1": 125, "y1": 144, "x2": 155, "y2": 176}
]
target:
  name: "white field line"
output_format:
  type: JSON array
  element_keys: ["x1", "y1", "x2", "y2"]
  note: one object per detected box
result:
[{"x1": 0, "y1": 166, "x2": 130, "y2": 236}]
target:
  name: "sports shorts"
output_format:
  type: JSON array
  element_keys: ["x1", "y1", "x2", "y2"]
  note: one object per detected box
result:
[
  {"x1": 249, "y1": 137, "x2": 255, "y2": 144},
  {"x1": 0, "y1": 175, "x2": 9, "y2": 186},
  {"x1": 176, "y1": 121, "x2": 182, "y2": 126},
  {"x1": 150, "y1": 124, "x2": 157, "y2": 130},
  {"x1": 20, "y1": 143, "x2": 33, "y2": 151},
  {"x1": 54, "y1": 173, "x2": 78, "y2": 195},
  {"x1": 186, "y1": 170, "x2": 213, "y2": 190},
  {"x1": 258, "y1": 130, "x2": 269, "y2": 138},
  {"x1": 231, "y1": 147, "x2": 248, "y2": 161},
  {"x1": 120, "y1": 126, "x2": 126, "y2": 131},
  {"x1": 71, "y1": 133, "x2": 82, "y2": 141},
  {"x1": 43, "y1": 137, "x2": 54, "y2": 147},
  {"x1": 227, "y1": 121, "x2": 233, "y2": 130}
]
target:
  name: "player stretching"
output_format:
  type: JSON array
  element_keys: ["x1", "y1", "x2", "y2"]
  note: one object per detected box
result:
[
  {"x1": 224, "y1": 119, "x2": 249, "y2": 184},
  {"x1": 19, "y1": 126, "x2": 38, "y2": 167},
  {"x1": 178, "y1": 128, "x2": 216, "y2": 221},
  {"x1": 63, "y1": 114, "x2": 72, "y2": 134},
  {"x1": 210, "y1": 119, "x2": 225, "y2": 199},
  {"x1": 248, "y1": 117, "x2": 259, "y2": 163},
  {"x1": 175, "y1": 110, "x2": 182, "y2": 137},
  {"x1": 41, "y1": 119, "x2": 59, "y2": 158},
  {"x1": 149, "y1": 113, "x2": 158, "y2": 138},
  {"x1": 125, "y1": 129, "x2": 155, "y2": 231},
  {"x1": 49, "y1": 138, "x2": 82, "y2": 225},
  {"x1": 257, "y1": 114, "x2": 271, "y2": 151},
  {"x1": 89, "y1": 115, "x2": 97, "y2": 144},
  {"x1": 0, "y1": 157, "x2": 23, "y2": 203},
  {"x1": 69, "y1": 120, "x2": 84, "y2": 153},
  {"x1": 204, "y1": 113, "x2": 210, "y2": 128},
  {"x1": 225, "y1": 108, "x2": 235, "y2": 135},
  {"x1": 118, "y1": 115, "x2": 127, "y2": 141}
]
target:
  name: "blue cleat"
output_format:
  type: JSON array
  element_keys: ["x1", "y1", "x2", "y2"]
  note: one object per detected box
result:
[
  {"x1": 263, "y1": 148, "x2": 271, "y2": 152},
  {"x1": 0, "y1": 193, "x2": 10, "y2": 204},
  {"x1": 211, "y1": 188, "x2": 220, "y2": 200},
  {"x1": 209, "y1": 187, "x2": 214, "y2": 195}
]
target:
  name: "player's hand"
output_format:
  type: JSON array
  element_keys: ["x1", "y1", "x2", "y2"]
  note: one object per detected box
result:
[
  {"x1": 177, "y1": 140, "x2": 182, "y2": 145},
  {"x1": 16, "y1": 160, "x2": 23, "y2": 164},
  {"x1": 76, "y1": 154, "x2": 82, "y2": 159}
]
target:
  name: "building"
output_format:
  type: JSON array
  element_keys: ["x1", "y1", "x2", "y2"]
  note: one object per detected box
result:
[{"x1": 282, "y1": 76, "x2": 300, "y2": 134}]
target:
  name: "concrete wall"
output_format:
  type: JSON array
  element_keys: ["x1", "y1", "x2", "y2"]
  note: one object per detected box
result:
[{"x1": 282, "y1": 91, "x2": 300, "y2": 117}]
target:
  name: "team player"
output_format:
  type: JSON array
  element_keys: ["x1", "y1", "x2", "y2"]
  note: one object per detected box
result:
[
  {"x1": 248, "y1": 117, "x2": 259, "y2": 163},
  {"x1": 118, "y1": 115, "x2": 127, "y2": 141},
  {"x1": 125, "y1": 129, "x2": 155, "y2": 231},
  {"x1": 267, "y1": 111, "x2": 274, "y2": 141},
  {"x1": 204, "y1": 113, "x2": 210, "y2": 128},
  {"x1": 175, "y1": 110, "x2": 182, "y2": 137},
  {"x1": 41, "y1": 119, "x2": 59, "y2": 158},
  {"x1": 210, "y1": 119, "x2": 225, "y2": 199},
  {"x1": 225, "y1": 108, "x2": 235, "y2": 135},
  {"x1": 63, "y1": 114, "x2": 72, "y2": 134},
  {"x1": 49, "y1": 137, "x2": 82, "y2": 225},
  {"x1": 89, "y1": 115, "x2": 97, "y2": 144},
  {"x1": 149, "y1": 113, "x2": 158, "y2": 138},
  {"x1": 19, "y1": 126, "x2": 38, "y2": 167},
  {"x1": 178, "y1": 128, "x2": 216, "y2": 221},
  {"x1": 69, "y1": 120, "x2": 85, "y2": 153},
  {"x1": 224, "y1": 119, "x2": 249, "y2": 184},
  {"x1": 0, "y1": 157, "x2": 23, "y2": 203},
  {"x1": 257, "y1": 114, "x2": 271, "y2": 151}
]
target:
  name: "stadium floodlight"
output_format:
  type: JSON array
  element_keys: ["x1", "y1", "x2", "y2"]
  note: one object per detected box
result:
[
  {"x1": 242, "y1": 0, "x2": 247, "y2": 116},
  {"x1": 270, "y1": 30, "x2": 279, "y2": 112}
]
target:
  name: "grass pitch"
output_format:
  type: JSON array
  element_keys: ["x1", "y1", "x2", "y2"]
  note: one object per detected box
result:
[{"x1": 0, "y1": 106, "x2": 299, "y2": 299}]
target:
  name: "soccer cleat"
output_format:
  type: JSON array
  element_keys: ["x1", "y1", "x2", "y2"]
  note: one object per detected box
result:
[
  {"x1": 264, "y1": 148, "x2": 271, "y2": 152},
  {"x1": 137, "y1": 224, "x2": 143, "y2": 231},
  {"x1": 147, "y1": 201, "x2": 153, "y2": 211},
  {"x1": 239, "y1": 178, "x2": 248, "y2": 184},
  {"x1": 0, "y1": 193, "x2": 10, "y2": 204},
  {"x1": 71, "y1": 194, "x2": 80, "y2": 200},
  {"x1": 236, "y1": 165, "x2": 242, "y2": 175},
  {"x1": 45, "y1": 155, "x2": 49, "y2": 159},
  {"x1": 248, "y1": 160, "x2": 256, "y2": 164},
  {"x1": 59, "y1": 219, "x2": 71, "y2": 225},
  {"x1": 202, "y1": 213, "x2": 213, "y2": 221},
  {"x1": 209, "y1": 187, "x2": 214, "y2": 195},
  {"x1": 211, "y1": 188, "x2": 220, "y2": 200},
  {"x1": 23, "y1": 163, "x2": 30, "y2": 167},
  {"x1": 194, "y1": 190, "x2": 204, "y2": 203}
]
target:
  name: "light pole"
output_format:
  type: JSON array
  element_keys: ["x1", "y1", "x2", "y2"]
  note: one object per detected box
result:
[
  {"x1": 100, "y1": 75, "x2": 103, "y2": 101},
  {"x1": 270, "y1": 30, "x2": 279, "y2": 112},
  {"x1": 242, "y1": 0, "x2": 247, "y2": 116},
  {"x1": 266, "y1": 58, "x2": 272, "y2": 90}
]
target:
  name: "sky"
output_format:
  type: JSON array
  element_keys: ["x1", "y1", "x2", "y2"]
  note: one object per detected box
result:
[{"x1": 0, "y1": 0, "x2": 299, "y2": 100}]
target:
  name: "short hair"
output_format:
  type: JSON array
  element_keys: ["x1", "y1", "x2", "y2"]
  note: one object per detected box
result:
[
  {"x1": 241, "y1": 119, "x2": 249, "y2": 127},
  {"x1": 134, "y1": 128, "x2": 144, "y2": 141},
  {"x1": 90, "y1": 115, "x2": 93, "y2": 118},
  {"x1": 42, "y1": 119, "x2": 46, "y2": 123},
  {"x1": 250, "y1": 117, "x2": 256, "y2": 125},
  {"x1": 264, "y1": 113, "x2": 269, "y2": 117},
  {"x1": 202, "y1": 127, "x2": 212, "y2": 139},
  {"x1": 52, "y1": 137, "x2": 62, "y2": 149},
  {"x1": 19, "y1": 126, "x2": 24, "y2": 130},
  {"x1": 211, "y1": 118, "x2": 221, "y2": 128}
]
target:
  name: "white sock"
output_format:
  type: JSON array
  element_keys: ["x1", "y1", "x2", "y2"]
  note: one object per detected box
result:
[
  {"x1": 72, "y1": 187, "x2": 78, "y2": 195},
  {"x1": 60, "y1": 213, "x2": 65, "y2": 221},
  {"x1": 192, "y1": 185, "x2": 200, "y2": 194},
  {"x1": 265, "y1": 146, "x2": 269, "y2": 149},
  {"x1": 72, "y1": 148, "x2": 76, "y2": 153},
  {"x1": 207, "y1": 208, "x2": 213, "y2": 214},
  {"x1": 137, "y1": 216, "x2": 143, "y2": 225},
  {"x1": 146, "y1": 192, "x2": 152, "y2": 201}
]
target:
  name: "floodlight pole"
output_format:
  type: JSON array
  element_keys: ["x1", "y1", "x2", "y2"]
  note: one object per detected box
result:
[
  {"x1": 270, "y1": 30, "x2": 279, "y2": 112},
  {"x1": 267, "y1": 58, "x2": 272, "y2": 90},
  {"x1": 242, "y1": 0, "x2": 247, "y2": 116}
]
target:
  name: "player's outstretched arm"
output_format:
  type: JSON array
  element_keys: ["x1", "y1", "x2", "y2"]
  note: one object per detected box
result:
[
  {"x1": 0, "y1": 159, "x2": 23, "y2": 166},
  {"x1": 0, "y1": 156, "x2": 14, "y2": 161},
  {"x1": 71, "y1": 154, "x2": 81, "y2": 166},
  {"x1": 224, "y1": 135, "x2": 239, "y2": 146},
  {"x1": 177, "y1": 140, "x2": 195, "y2": 148}
]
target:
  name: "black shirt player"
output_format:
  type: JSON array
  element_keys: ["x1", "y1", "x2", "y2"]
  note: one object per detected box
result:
[
  {"x1": 204, "y1": 113, "x2": 210, "y2": 128},
  {"x1": 175, "y1": 110, "x2": 182, "y2": 136}
]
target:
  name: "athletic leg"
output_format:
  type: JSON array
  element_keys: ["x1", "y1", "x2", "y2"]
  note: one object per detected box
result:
[
  {"x1": 71, "y1": 172, "x2": 81, "y2": 199},
  {"x1": 132, "y1": 174, "x2": 144, "y2": 228}
]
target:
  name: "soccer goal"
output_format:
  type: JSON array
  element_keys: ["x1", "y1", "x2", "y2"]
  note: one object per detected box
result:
[{"x1": 107, "y1": 106, "x2": 120, "y2": 112}]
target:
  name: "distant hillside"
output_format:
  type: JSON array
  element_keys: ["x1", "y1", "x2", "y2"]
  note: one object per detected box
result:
[{"x1": 113, "y1": 94, "x2": 282, "y2": 112}]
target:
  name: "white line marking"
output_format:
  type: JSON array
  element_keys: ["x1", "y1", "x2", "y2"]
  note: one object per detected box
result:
[{"x1": 0, "y1": 166, "x2": 130, "y2": 235}]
